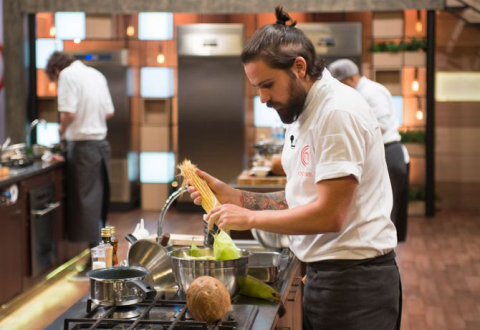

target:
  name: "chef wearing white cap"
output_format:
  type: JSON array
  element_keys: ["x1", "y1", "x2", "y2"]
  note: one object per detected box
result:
[{"x1": 329, "y1": 59, "x2": 410, "y2": 242}]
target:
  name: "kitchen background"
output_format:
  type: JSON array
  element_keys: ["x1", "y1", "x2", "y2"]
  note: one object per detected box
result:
[
  {"x1": 3, "y1": 2, "x2": 480, "y2": 214},
  {"x1": 0, "y1": 0, "x2": 479, "y2": 329}
]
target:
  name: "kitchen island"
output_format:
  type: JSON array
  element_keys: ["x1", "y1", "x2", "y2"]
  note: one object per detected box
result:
[{"x1": 45, "y1": 243, "x2": 302, "y2": 330}]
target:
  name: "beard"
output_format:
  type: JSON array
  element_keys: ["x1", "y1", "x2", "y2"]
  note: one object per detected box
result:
[{"x1": 267, "y1": 75, "x2": 308, "y2": 124}]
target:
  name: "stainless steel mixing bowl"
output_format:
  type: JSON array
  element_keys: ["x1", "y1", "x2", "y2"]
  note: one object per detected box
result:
[
  {"x1": 168, "y1": 247, "x2": 251, "y2": 297},
  {"x1": 251, "y1": 229, "x2": 290, "y2": 249}
]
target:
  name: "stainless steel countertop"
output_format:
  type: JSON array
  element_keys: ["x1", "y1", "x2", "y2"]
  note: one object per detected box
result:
[{"x1": 0, "y1": 160, "x2": 65, "y2": 189}]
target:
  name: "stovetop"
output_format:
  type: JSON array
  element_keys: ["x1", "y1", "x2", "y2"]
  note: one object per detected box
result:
[{"x1": 64, "y1": 295, "x2": 259, "y2": 330}]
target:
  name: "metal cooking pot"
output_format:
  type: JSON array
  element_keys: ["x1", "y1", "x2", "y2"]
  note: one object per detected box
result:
[
  {"x1": 86, "y1": 266, "x2": 156, "y2": 306},
  {"x1": 251, "y1": 229, "x2": 290, "y2": 249},
  {"x1": 168, "y1": 247, "x2": 251, "y2": 297},
  {"x1": 126, "y1": 235, "x2": 177, "y2": 292}
]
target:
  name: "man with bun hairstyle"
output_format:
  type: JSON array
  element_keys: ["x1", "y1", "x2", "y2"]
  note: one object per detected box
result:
[
  {"x1": 188, "y1": 6, "x2": 402, "y2": 330},
  {"x1": 329, "y1": 58, "x2": 410, "y2": 242}
]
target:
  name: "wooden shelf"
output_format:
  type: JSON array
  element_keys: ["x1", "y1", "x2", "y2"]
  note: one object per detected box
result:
[
  {"x1": 373, "y1": 70, "x2": 402, "y2": 96},
  {"x1": 237, "y1": 170, "x2": 286, "y2": 187},
  {"x1": 38, "y1": 98, "x2": 58, "y2": 122},
  {"x1": 372, "y1": 12, "x2": 404, "y2": 38},
  {"x1": 141, "y1": 98, "x2": 171, "y2": 125}
]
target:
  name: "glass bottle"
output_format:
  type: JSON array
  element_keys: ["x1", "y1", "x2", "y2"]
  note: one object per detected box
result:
[
  {"x1": 107, "y1": 226, "x2": 119, "y2": 266},
  {"x1": 101, "y1": 228, "x2": 113, "y2": 267}
]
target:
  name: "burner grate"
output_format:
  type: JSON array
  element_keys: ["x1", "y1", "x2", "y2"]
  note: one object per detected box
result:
[{"x1": 64, "y1": 296, "x2": 257, "y2": 330}]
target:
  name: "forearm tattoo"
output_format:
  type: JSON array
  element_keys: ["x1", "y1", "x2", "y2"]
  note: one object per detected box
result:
[{"x1": 240, "y1": 191, "x2": 288, "y2": 210}]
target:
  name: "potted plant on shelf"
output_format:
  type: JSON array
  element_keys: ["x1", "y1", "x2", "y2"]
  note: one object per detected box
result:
[
  {"x1": 400, "y1": 130, "x2": 425, "y2": 158},
  {"x1": 370, "y1": 38, "x2": 427, "y2": 68},
  {"x1": 408, "y1": 185, "x2": 442, "y2": 216}
]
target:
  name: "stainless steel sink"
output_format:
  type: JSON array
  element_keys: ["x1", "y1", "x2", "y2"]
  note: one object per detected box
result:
[
  {"x1": 248, "y1": 251, "x2": 282, "y2": 283},
  {"x1": 232, "y1": 239, "x2": 279, "y2": 252},
  {"x1": 233, "y1": 239, "x2": 290, "y2": 283}
]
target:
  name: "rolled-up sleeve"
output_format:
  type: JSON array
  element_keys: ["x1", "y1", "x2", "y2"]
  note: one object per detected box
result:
[
  {"x1": 57, "y1": 74, "x2": 78, "y2": 113},
  {"x1": 313, "y1": 110, "x2": 366, "y2": 184}
]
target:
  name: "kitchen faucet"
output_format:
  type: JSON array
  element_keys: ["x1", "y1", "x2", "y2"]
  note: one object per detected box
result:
[
  {"x1": 25, "y1": 119, "x2": 46, "y2": 146},
  {"x1": 157, "y1": 186, "x2": 188, "y2": 242},
  {"x1": 157, "y1": 186, "x2": 218, "y2": 247}
]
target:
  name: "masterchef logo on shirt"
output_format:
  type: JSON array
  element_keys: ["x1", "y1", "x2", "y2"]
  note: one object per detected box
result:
[{"x1": 298, "y1": 145, "x2": 313, "y2": 177}]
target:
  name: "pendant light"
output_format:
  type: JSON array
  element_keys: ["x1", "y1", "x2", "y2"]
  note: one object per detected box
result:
[
  {"x1": 412, "y1": 68, "x2": 420, "y2": 92},
  {"x1": 415, "y1": 10, "x2": 423, "y2": 33},
  {"x1": 156, "y1": 43, "x2": 165, "y2": 64},
  {"x1": 126, "y1": 15, "x2": 135, "y2": 37},
  {"x1": 415, "y1": 96, "x2": 424, "y2": 121}
]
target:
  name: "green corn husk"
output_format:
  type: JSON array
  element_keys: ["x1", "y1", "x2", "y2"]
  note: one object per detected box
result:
[
  {"x1": 213, "y1": 230, "x2": 240, "y2": 260},
  {"x1": 189, "y1": 240, "x2": 203, "y2": 257},
  {"x1": 239, "y1": 275, "x2": 281, "y2": 301}
]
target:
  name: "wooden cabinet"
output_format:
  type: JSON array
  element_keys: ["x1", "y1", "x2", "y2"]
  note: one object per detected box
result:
[
  {"x1": 0, "y1": 165, "x2": 87, "y2": 305},
  {"x1": 0, "y1": 200, "x2": 25, "y2": 305},
  {"x1": 275, "y1": 265, "x2": 303, "y2": 330}
]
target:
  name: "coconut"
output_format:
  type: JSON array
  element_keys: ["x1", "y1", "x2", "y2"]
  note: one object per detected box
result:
[{"x1": 186, "y1": 276, "x2": 231, "y2": 323}]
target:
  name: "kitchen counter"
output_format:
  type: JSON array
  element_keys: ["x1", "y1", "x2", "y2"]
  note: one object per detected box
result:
[
  {"x1": 0, "y1": 160, "x2": 65, "y2": 189},
  {"x1": 45, "y1": 247, "x2": 301, "y2": 330}
]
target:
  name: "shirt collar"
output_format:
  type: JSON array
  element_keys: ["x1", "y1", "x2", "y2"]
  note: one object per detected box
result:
[
  {"x1": 297, "y1": 68, "x2": 334, "y2": 124},
  {"x1": 70, "y1": 60, "x2": 85, "y2": 68},
  {"x1": 355, "y1": 76, "x2": 368, "y2": 91}
]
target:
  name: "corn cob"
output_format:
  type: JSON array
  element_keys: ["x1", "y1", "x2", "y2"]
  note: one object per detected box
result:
[{"x1": 178, "y1": 159, "x2": 221, "y2": 213}]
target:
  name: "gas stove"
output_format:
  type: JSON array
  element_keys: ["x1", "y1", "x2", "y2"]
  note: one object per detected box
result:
[{"x1": 63, "y1": 295, "x2": 259, "y2": 330}]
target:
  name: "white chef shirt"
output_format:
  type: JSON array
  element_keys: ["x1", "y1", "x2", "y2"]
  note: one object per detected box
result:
[
  {"x1": 57, "y1": 61, "x2": 114, "y2": 141},
  {"x1": 355, "y1": 76, "x2": 410, "y2": 163},
  {"x1": 355, "y1": 76, "x2": 400, "y2": 144},
  {"x1": 282, "y1": 69, "x2": 397, "y2": 262}
]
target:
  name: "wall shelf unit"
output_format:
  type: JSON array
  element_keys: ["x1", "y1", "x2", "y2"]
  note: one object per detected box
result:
[{"x1": 371, "y1": 9, "x2": 428, "y2": 216}]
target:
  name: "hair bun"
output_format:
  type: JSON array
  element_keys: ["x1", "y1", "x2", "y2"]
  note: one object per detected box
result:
[{"x1": 274, "y1": 6, "x2": 297, "y2": 27}]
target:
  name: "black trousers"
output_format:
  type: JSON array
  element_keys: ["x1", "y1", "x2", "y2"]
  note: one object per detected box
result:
[
  {"x1": 65, "y1": 139, "x2": 111, "y2": 245},
  {"x1": 303, "y1": 251, "x2": 402, "y2": 330},
  {"x1": 385, "y1": 142, "x2": 410, "y2": 242}
]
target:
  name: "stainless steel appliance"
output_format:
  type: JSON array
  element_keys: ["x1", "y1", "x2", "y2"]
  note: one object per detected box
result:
[
  {"x1": 67, "y1": 50, "x2": 139, "y2": 209},
  {"x1": 61, "y1": 296, "x2": 259, "y2": 329},
  {"x1": 298, "y1": 22, "x2": 363, "y2": 69},
  {"x1": 29, "y1": 183, "x2": 60, "y2": 277},
  {"x1": 177, "y1": 24, "x2": 246, "y2": 189}
]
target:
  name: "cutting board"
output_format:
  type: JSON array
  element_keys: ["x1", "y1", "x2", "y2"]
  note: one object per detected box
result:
[{"x1": 237, "y1": 170, "x2": 287, "y2": 186}]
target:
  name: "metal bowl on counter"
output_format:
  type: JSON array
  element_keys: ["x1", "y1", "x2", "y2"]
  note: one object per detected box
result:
[
  {"x1": 168, "y1": 247, "x2": 251, "y2": 297},
  {"x1": 251, "y1": 229, "x2": 290, "y2": 249}
]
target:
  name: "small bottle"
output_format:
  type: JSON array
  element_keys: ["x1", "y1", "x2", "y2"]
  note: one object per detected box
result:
[
  {"x1": 91, "y1": 245, "x2": 107, "y2": 270},
  {"x1": 101, "y1": 228, "x2": 113, "y2": 267},
  {"x1": 107, "y1": 226, "x2": 119, "y2": 266}
]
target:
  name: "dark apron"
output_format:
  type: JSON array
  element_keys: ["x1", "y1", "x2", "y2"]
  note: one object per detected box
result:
[
  {"x1": 385, "y1": 141, "x2": 410, "y2": 241},
  {"x1": 303, "y1": 251, "x2": 402, "y2": 330},
  {"x1": 65, "y1": 140, "x2": 111, "y2": 244}
]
